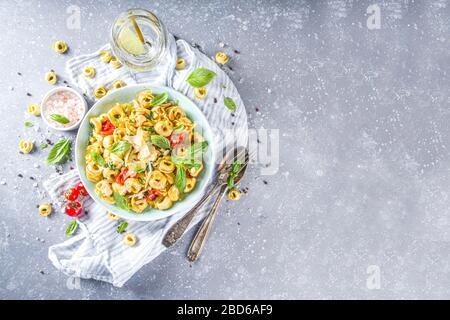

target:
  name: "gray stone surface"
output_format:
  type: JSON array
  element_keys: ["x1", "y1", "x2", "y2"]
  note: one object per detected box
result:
[{"x1": 1, "y1": 0, "x2": 450, "y2": 299}]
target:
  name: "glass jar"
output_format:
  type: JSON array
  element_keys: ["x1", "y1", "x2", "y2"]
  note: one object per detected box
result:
[{"x1": 110, "y1": 9, "x2": 169, "y2": 71}]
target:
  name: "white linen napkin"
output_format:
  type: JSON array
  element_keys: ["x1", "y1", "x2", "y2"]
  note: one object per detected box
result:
[{"x1": 44, "y1": 35, "x2": 248, "y2": 287}]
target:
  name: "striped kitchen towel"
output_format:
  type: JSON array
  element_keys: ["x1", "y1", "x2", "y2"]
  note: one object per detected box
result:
[{"x1": 44, "y1": 34, "x2": 248, "y2": 287}]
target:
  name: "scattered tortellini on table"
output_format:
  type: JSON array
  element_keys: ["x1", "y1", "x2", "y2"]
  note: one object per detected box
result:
[
  {"x1": 93, "y1": 86, "x2": 108, "y2": 100},
  {"x1": 83, "y1": 66, "x2": 96, "y2": 79},
  {"x1": 194, "y1": 87, "x2": 207, "y2": 100},
  {"x1": 52, "y1": 40, "x2": 68, "y2": 54},
  {"x1": 175, "y1": 58, "x2": 186, "y2": 70},
  {"x1": 124, "y1": 233, "x2": 137, "y2": 246},
  {"x1": 19, "y1": 139, "x2": 34, "y2": 154},
  {"x1": 215, "y1": 52, "x2": 230, "y2": 65},
  {"x1": 109, "y1": 57, "x2": 123, "y2": 69},
  {"x1": 100, "y1": 50, "x2": 113, "y2": 63},
  {"x1": 38, "y1": 203, "x2": 53, "y2": 217},
  {"x1": 45, "y1": 70, "x2": 57, "y2": 85},
  {"x1": 27, "y1": 103, "x2": 41, "y2": 116},
  {"x1": 85, "y1": 90, "x2": 208, "y2": 214}
]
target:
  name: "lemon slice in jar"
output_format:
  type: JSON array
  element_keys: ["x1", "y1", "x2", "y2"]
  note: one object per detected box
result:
[{"x1": 117, "y1": 24, "x2": 146, "y2": 55}]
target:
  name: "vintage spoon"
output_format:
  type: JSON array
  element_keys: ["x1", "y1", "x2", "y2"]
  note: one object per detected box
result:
[
  {"x1": 162, "y1": 147, "x2": 248, "y2": 248},
  {"x1": 187, "y1": 148, "x2": 249, "y2": 262}
]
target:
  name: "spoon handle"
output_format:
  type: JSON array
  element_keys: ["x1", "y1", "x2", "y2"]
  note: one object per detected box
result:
[
  {"x1": 187, "y1": 184, "x2": 228, "y2": 262},
  {"x1": 162, "y1": 183, "x2": 222, "y2": 247}
]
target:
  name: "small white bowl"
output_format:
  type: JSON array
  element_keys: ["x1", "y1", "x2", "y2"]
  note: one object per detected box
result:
[{"x1": 41, "y1": 87, "x2": 87, "y2": 131}]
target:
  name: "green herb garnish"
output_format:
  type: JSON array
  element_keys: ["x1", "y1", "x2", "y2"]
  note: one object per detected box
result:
[
  {"x1": 113, "y1": 192, "x2": 130, "y2": 211},
  {"x1": 224, "y1": 97, "x2": 237, "y2": 112},
  {"x1": 50, "y1": 114, "x2": 70, "y2": 124},
  {"x1": 175, "y1": 165, "x2": 187, "y2": 193},
  {"x1": 150, "y1": 135, "x2": 171, "y2": 149},
  {"x1": 117, "y1": 221, "x2": 128, "y2": 234},
  {"x1": 110, "y1": 141, "x2": 131, "y2": 155},
  {"x1": 39, "y1": 143, "x2": 48, "y2": 150},
  {"x1": 90, "y1": 151, "x2": 107, "y2": 167},
  {"x1": 24, "y1": 121, "x2": 33, "y2": 127},
  {"x1": 47, "y1": 138, "x2": 71, "y2": 165},
  {"x1": 186, "y1": 68, "x2": 216, "y2": 87},
  {"x1": 173, "y1": 124, "x2": 185, "y2": 131},
  {"x1": 138, "y1": 177, "x2": 145, "y2": 185},
  {"x1": 66, "y1": 220, "x2": 78, "y2": 236},
  {"x1": 151, "y1": 92, "x2": 169, "y2": 106}
]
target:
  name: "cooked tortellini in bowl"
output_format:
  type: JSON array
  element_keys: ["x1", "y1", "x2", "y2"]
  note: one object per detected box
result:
[{"x1": 84, "y1": 89, "x2": 209, "y2": 214}]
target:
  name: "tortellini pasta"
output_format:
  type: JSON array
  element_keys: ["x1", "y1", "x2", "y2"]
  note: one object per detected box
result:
[
  {"x1": 175, "y1": 58, "x2": 186, "y2": 70},
  {"x1": 27, "y1": 103, "x2": 40, "y2": 116},
  {"x1": 227, "y1": 188, "x2": 241, "y2": 201},
  {"x1": 100, "y1": 50, "x2": 113, "y2": 63},
  {"x1": 83, "y1": 66, "x2": 96, "y2": 78},
  {"x1": 124, "y1": 233, "x2": 137, "y2": 246},
  {"x1": 109, "y1": 57, "x2": 123, "y2": 69},
  {"x1": 194, "y1": 87, "x2": 207, "y2": 100},
  {"x1": 112, "y1": 80, "x2": 126, "y2": 90},
  {"x1": 94, "y1": 86, "x2": 108, "y2": 100},
  {"x1": 52, "y1": 41, "x2": 68, "y2": 54},
  {"x1": 84, "y1": 90, "x2": 208, "y2": 214},
  {"x1": 38, "y1": 203, "x2": 52, "y2": 217},
  {"x1": 45, "y1": 70, "x2": 57, "y2": 85},
  {"x1": 215, "y1": 52, "x2": 230, "y2": 64},
  {"x1": 19, "y1": 139, "x2": 34, "y2": 154}
]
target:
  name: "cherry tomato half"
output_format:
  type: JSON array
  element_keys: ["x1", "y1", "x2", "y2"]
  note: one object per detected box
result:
[
  {"x1": 144, "y1": 189, "x2": 161, "y2": 201},
  {"x1": 65, "y1": 201, "x2": 82, "y2": 217},
  {"x1": 64, "y1": 188, "x2": 79, "y2": 202},
  {"x1": 75, "y1": 182, "x2": 88, "y2": 197},
  {"x1": 116, "y1": 168, "x2": 132, "y2": 185},
  {"x1": 169, "y1": 132, "x2": 186, "y2": 149},
  {"x1": 101, "y1": 118, "x2": 115, "y2": 136}
]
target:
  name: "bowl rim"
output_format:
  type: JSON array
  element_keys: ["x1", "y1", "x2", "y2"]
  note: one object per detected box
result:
[
  {"x1": 41, "y1": 86, "x2": 87, "y2": 131},
  {"x1": 75, "y1": 84, "x2": 216, "y2": 222}
]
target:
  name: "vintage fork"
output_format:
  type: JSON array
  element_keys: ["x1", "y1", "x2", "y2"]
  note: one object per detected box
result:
[{"x1": 162, "y1": 147, "x2": 249, "y2": 248}]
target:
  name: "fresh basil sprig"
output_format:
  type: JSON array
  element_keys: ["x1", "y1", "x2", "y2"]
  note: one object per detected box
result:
[
  {"x1": 188, "y1": 141, "x2": 209, "y2": 158},
  {"x1": 186, "y1": 68, "x2": 216, "y2": 87},
  {"x1": 66, "y1": 220, "x2": 78, "y2": 236},
  {"x1": 50, "y1": 114, "x2": 70, "y2": 124},
  {"x1": 113, "y1": 192, "x2": 130, "y2": 211},
  {"x1": 151, "y1": 92, "x2": 169, "y2": 106},
  {"x1": 47, "y1": 138, "x2": 71, "y2": 165},
  {"x1": 227, "y1": 160, "x2": 242, "y2": 189},
  {"x1": 224, "y1": 97, "x2": 237, "y2": 112},
  {"x1": 151, "y1": 135, "x2": 171, "y2": 149},
  {"x1": 117, "y1": 221, "x2": 128, "y2": 234},
  {"x1": 173, "y1": 124, "x2": 185, "y2": 131},
  {"x1": 24, "y1": 121, "x2": 33, "y2": 127},
  {"x1": 110, "y1": 141, "x2": 131, "y2": 155},
  {"x1": 90, "y1": 151, "x2": 106, "y2": 167},
  {"x1": 175, "y1": 165, "x2": 187, "y2": 193}
]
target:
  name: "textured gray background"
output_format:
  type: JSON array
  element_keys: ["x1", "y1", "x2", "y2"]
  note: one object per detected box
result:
[{"x1": 1, "y1": 0, "x2": 450, "y2": 299}]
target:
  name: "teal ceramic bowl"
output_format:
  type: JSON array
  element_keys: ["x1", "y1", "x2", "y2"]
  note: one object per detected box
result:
[{"x1": 75, "y1": 84, "x2": 215, "y2": 221}]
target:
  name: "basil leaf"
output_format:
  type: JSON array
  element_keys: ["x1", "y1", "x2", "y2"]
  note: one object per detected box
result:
[
  {"x1": 66, "y1": 220, "x2": 78, "y2": 236},
  {"x1": 117, "y1": 221, "x2": 128, "y2": 234},
  {"x1": 39, "y1": 143, "x2": 48, "y2": 150},
  {"x1": 113, "y1": 192, "x2": 130, "y2": 211},
  {"x1": 224, "y1": 97, "x2": 237, "y2": 112},
  {"x1": 110, "y1": 141, "x2": 131, "y2": 155},
  {"x1": 24, "y1": 121, "x2": 33, "y2": 127},
  {"x1": 151, "y1": 135, "x2": 171, "y2": 149},
  {"x1": 50, "y1": 114, "x2": 70, "y2": 124},
  {"x1": 227, "y1": 175, "x2": 235, "y2": 189},
  {"x1": 143, "y1": 126, "x2": 156, "y2": 134},
  {"x1": 175, "y1": 166, "x2": 187, "y2": 193},
  {"x1": 188, "y1": 141, "x2": 208, "y2": 158},
  {"x1": 106, "y1": 161, "x2": 116, "y2": 170},
  {"x1": 231, "y1": 161, "x2": 242, "y2": 174},
  {"x1": 173, "y1": 124, "x2": 185, "y2": 131},
  {"x1": 90, "y1": 151, "x2": 106, "y2": 167},
  {"x1": 151, "y1": 92, "x2": 169, "y2": 106},
  {"x1": 47, "y1": 138, "x2": 71, "y2": 165},
  {"x1": 138, "y1": 177, "x2": 145, "y2": 185},
  {"x1": 186, "y1": 68, "x2": 216, "y2": 88},
  {"x1": 134, "y1": 167, "x2": 145, "y2": 174}
]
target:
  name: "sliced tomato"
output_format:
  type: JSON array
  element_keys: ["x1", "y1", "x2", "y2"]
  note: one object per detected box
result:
[
  {"x1": 116, "y1": 168, "x2": 129, "y2": 185},
  {"x1": 65, "y1": 201, "x2": 82, "y2": 217},
  {"x1": 101, "y1": 118, "x2": 115, "y2": 136},
  {"x1": 144, "y1": 189, "x2": 161, "y2": 201},
  {"x1": 170, "y1": 132, "x2": 186, "y2": 149}
]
